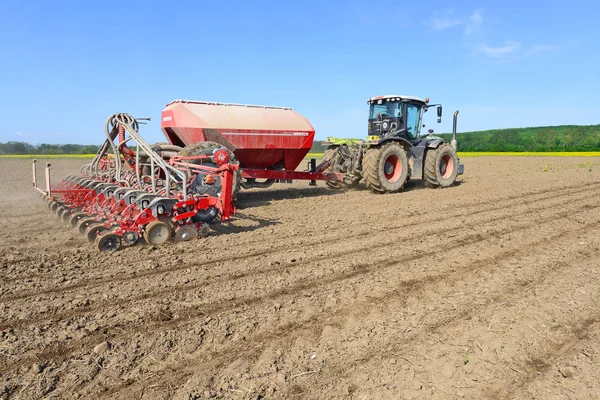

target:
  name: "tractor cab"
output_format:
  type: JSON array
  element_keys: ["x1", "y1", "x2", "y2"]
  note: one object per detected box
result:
[{"x1": 366, "y1": 95, "x2": 442, "y2": 144}]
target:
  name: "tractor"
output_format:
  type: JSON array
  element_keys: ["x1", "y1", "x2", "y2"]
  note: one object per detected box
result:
[{"x1": 321, "y1": 95, "x2": 464, "y2": 193}]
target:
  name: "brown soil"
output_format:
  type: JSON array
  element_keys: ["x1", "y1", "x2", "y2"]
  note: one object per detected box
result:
[{"x1": 1, "y1": 156, "x2": 600, "y2": 399}]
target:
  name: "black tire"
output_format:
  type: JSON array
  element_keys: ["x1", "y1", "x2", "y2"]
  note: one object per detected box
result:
[
  {"x1": 178, "y1": 142, "x2": 241, "y2": 199},
  {"x1": 150, "y1": 142, "x2": 183, "y2": 153},
  {"x1": 56, "y1": 206, "x2": 65, "y2": 218},
  {"x1": 86, "y1": 223, "x2": 108, "y2": 243},
  {"x1": 50, "y1": 201, "x2": 60, "y2": 213},
  {"x1": 69, "y1": 212, "x2": 88, "y2": 228},
  {"x1": 361, "y1": 142, "x2": 409, "y2": 193},
  {"x1": 322, "y1": 148, "x2": 343, "y2": 190},
  {"x1": 61, "y1": 208, "x2": 73, "y2": 223},
  {"x1": 321, "y1": 147, "x2": 359, "y2": 190},
  {"x1": 77, "y1": 218, "x2": 96, "y2": 235},
  {"x1": 191, "y1": 206, "x2": 219, "y2": 223},
  {"x1": 424, "y1": 143, "x2": 459, "y2": 188},
  {"x1": 96, "y1": 233, "x2": 122, "y2": 251}
]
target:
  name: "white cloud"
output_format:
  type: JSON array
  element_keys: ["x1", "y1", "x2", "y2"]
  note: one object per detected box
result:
[
  {"x1": 529, "y1": 44, "x2": 559, "y2": 54},
  {"x1": 464, "y1": 9, "x2": 483, "y2": 36},
  {"x1": 475, "y1": 41, "x2": 521, "y2": 59},
  {"x1": 431, "y1": 17, "x2": 462, "y2": 30},
  {"x1": 429, "y1": 9, "x2": 483, "y2": 34},
  {"x1": 470, "y1": 10, "x2": 483, "y2": 24}
]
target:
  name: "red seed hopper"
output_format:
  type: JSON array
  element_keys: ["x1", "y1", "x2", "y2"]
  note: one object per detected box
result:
[{"x1": 161, "y1": 100, "x2": 342, "y2": 188}]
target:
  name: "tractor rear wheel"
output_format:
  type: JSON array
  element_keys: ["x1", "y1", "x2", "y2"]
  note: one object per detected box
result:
[
  {"x1": 424, "y1": 143, "x2": 459, "y2": 188},
  {"x1": 321, "y1": 147, "x2": 359, "y2": 190},
  {"x1": 178, "y1": 141, "x2": 241, "y2": 199},
  {"x1": 362, "y1": 142, "x2": 409, "y2": 193}
]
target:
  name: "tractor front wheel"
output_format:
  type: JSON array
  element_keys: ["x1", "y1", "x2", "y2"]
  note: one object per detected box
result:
[
  {"x1": 424, "y1": 143, "x2": 459, "y2": 188},
  {"x1": 362, "y1": 142, "x2": 409, "y2": 193}
]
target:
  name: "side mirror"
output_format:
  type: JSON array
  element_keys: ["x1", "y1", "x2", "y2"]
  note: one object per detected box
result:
[{"x1": 437, "y1": 106, "x2": 442, "y2": 123}]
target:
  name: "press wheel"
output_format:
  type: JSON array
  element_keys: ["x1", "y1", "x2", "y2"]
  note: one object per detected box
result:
[
  {"x1": 86, "y1": 223, "x2": 109, "y2": 243},
  {"x1": 143, "y1": 221, "x2": 173, "y2": 245},
  {"x1": 96, "y1": 233, "x2": 122, "y2": 251}
]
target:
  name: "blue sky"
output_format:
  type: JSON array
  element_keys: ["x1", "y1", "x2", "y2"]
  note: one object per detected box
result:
[{"x1": 0, "y1": 0, "x2": 598, "y2": 144}]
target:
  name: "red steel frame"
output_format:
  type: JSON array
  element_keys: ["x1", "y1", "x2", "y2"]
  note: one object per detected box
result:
[{"x1": 240, "y1": 168, "x2": 343, "y2": 182}]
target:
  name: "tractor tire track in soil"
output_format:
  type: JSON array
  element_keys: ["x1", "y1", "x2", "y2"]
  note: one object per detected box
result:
[{"x1": 1, "y1": 157, "x2": 600, "y2": 399}]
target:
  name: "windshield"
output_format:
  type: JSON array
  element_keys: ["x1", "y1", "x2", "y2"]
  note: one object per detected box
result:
[{"x1": 369, "y1": 101, "x2": 401, "y2": 119}]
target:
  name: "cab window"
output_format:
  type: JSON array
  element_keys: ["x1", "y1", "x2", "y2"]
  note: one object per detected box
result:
[{"x1": 406, "y1": 104, "x2": 422, "y2": 139}]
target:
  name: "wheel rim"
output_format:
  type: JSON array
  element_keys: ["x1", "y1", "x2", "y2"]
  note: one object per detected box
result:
[
  {"x1": 123, "y1": 231, "x2": 139, "y2": 245},
  {"x1": 440, "y1": 154, "x2": 454, "y2": 179},
  {"x1": 383, "y1": 154, "x2": 402, "y2": 183}
]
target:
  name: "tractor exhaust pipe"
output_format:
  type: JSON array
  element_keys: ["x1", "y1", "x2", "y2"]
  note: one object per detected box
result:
[{"x1": 451, "y1": 110, "x2": 459, "y2": 151}]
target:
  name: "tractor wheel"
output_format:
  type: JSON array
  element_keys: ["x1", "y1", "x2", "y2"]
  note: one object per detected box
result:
[
  {"x1": 321, "y1": 147, "x2": 359, "y2": 190},
  {"x1": 361, "y1": 142, "x2": 409, "y2": 193},
  {"x1": 178, "y1": 141, "x2": 241, "y2": 199},
  {"x1": 424, "y1": 143, "x2": 459, "y2": 188}
]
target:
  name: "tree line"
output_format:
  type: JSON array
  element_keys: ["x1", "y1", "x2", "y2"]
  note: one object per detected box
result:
[
  {"x1": 309, "y1": 124, "x2": 600, "y2": 152},
  {"x1": 3, "y1": 124, "x2": 600, "y2": 154},
  {"x1": 0, "y1": 142, "x2": 100, "y2": 155},
  {"x1": 438, "y1": 124, "x2": 600, "y2": 152}
]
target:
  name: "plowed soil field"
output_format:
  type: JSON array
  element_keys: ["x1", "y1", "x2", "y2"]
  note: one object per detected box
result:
[{"x1": 1, "y1": 156, "x2": 600, "y2": 399}]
